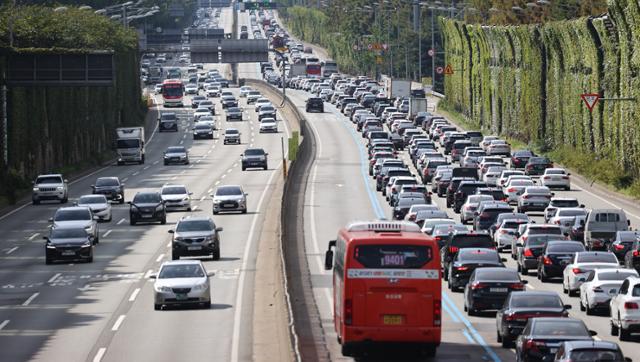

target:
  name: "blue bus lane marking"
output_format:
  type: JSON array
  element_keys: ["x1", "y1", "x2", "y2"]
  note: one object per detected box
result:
[{"x1": 328, "y1": 105, "x2": 501, "y2": 361}]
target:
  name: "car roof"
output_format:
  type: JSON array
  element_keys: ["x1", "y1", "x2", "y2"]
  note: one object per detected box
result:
[
  {"x1": 178, "y1": 215, "x2": 213, "y2": 222},
  {"x1": 56, "y1": 206, "x2": 90, "y2": 212},
  {"x1": 38, "y1": 174, "x2": 63, "y2": 178},
  {"x1": 161, "y1": 260, "x2": 203, "y2": 267}
]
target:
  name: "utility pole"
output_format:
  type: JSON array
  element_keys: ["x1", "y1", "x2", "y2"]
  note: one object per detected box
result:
[{"x1": 431, "y1": 9, "x2": 435, "y2": 90}]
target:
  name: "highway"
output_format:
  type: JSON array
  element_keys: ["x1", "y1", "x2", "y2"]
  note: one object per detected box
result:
[
  {"x1": 281, "y1": 18, "x2": 640, "y2": 362},
  {"x1": 0, "y1": 7, "x2": 289, "y2": 362}
]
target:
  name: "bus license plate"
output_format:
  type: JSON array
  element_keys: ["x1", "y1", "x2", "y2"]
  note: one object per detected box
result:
[{"x1": 383, "y1": 315, "x2": 403, "y2": 325}]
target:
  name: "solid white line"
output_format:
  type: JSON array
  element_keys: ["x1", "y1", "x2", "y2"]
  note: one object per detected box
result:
[
  {"x1": 171, "y1": 176, "x2": 177, "y2": 180},
  {"x1": 189, "y1": 165, "x2": 194, "y2": 169},
  {"x1": 28, "y1": 233, "x2": 39, "y2": 241},
  {"x1": 6, "y1": 247, "x2": 18, "y2": 255},
  {"x1": 231, "y1": 163, "x2": 280, "y2": 362},
  {"x1": 180, "y1": 170, "x2": 186, "y2": 174},
  {"x1": 103, "y1": 230, "x2": 112, "y2": 238},
  {"x1": 193, "y1": 205, "x2": 199, "y2": 211},
  {"x1": 166, "y1": 241, "x2": 171, "y2": 248},
  {"x1": 155, "y1": 254, "x2": 165, "y2": 263},
  {"x1": 132, "y1": 171, "x2": 139, "y2": 176},
  {"x1": 128, "y1": 288, "x2": 141, "y2": 302},
  {"x1": 48, "y1": 273, "x2": 61, "y2": 283},
  {"x1": 22, "y1": 292, "x2": 39, "y2": 306},
  {"x1": 179, "y1": 140, "x2": 184, "y2": 145},
  {"x1": 143, "y1": 166, "x2": 150, "y2": 170},
  {"x1": 226, "y1": 168, "x2": 232, "y2": 173},
  {"x1": 93, "y1": 348, "x2": 107, "y2": 362},
  {"x1": 0, "y1": 320, "x2": 8, "y2": 330},
  {"x1": 200, "y1": 196, "x2": 206, "y2": 201},
  {"x1": 117, "y1": 218, "x2": 125, "y2": 225},
  {"x1": 111, "y1": 315, "x2": 126, "y2": 331}
]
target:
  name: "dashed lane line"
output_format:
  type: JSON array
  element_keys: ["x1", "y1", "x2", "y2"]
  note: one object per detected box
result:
[
  {"x1": 22, "y1": 292, "x2": 39, "y2": 306},
  {"x1": 48, "y1": 273, "x2": 61, "y2": 284},
  {"x1": 28, "y1": 233, "x2": 40, "y2": 241},
  {"x1": 103, "y1": 230, "x2": 112, "y2": 238},
  {"x1": 128, "y1": 288, "x2": 141, "y2": 302},
  {"x1": 6, "y1": 247, "x2": 18, "y2": 255},
  {"x1": 117, "y1": 218, "x2": 125, "y2": 225},
  {"x1": 155, "y1": 254, "x2": 165, "y2": 263},
  {"x1": 111, "y1": 315, "x2": 126, "y2": 331},
  {"x1": 0, "y1": 320, "x2": 9, "y2": 331}
]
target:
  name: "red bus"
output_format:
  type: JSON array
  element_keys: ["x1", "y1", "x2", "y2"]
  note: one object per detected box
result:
[
  {"x1": 324, "y1": 221, "x2": 442, "y2": 358},
  {"x1": 161, "y1": 79, "x2": 185, "y2": 107},
  {"x1": 306, "y1": 63, "x2": 322, "y2": 76}
]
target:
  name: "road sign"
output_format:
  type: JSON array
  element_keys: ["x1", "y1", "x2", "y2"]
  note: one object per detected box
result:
[
  {"x1": 428, "y1": 48, "x2": 435, "y2": 57},
  {"x1": 581, "y1": 93, "x2": 600, "y2": 112},
  {"x1": 376, "y1": 56, "x2": 383, "y2": 64},
  {"x1": 444, "y1": 64, "x2": 454, "y2": 75},
  {"x1": 436, "y1": 66, "x2": 444, "y2": 74},
  {"x1": 382, "y1": 43, "x2": 388, "y2": 50}
]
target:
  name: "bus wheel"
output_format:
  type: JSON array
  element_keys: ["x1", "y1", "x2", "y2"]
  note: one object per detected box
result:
[{"x1": 422, "y1": 345, "x2": 436, "y2": 358}]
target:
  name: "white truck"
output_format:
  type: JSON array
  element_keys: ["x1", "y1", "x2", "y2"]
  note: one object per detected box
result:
[
  {"x1": 116, "y1": 127, "x2": 145, "y2": 165},
  {"x1": 288, "y1": 63, "x2": 307, "y2": 77},
  {"x1": 383, "y1": 77, "x2": 411, "y2": 98},
  {"x1": 409, "y1": 97, "x2": 428, "y2": 120},
  {"x1": 322, "y1": 59, "x2": 338, "y2": 77}
]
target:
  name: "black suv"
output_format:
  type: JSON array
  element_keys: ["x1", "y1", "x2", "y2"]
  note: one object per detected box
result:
[
  {"x1": 91, "y1": 177, "x2": 125, "y2": 204},
  {"x1": 241, "y1": 148, "x2": 268, "y2": 170},
  {"x1": 129, "y1": 192, "x2": 166, "y2": 225},
  {"x1": 306, "y1": 97, "x2": 324, "y2": 112},
  {"x1": 453, "y1": 180, "x2": 488, "y2": 213},
  {"x1": 169, "y1": 216, "x2": 223, "y2": 260},
  {"x1": 442, "y1": 232, "x2": 495, "y2": 281}
]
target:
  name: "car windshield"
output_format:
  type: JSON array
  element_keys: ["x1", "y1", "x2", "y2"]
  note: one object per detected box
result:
[
  {"x1": 532, "y1": 321, "x2": 588, "y2": 336},
  {"x1": 598, "y1": 271, "x2": 637, "y2": 281},
  {"x1": 133, "y1": 193, "x2": 161, "y2": 203},
  {"x1": 459, "y1": 249, "x2": 499, "y2": 262},
  {"x1": 618, "y1": 232, "x2": 640, "y2": 242},
  {"x1": 433, "y1": 224, "x2": 467, "y2": 235},
  {"x1": 160, "y1": 113, "x2": 177, "y2": 120},
  {"x1": 548, "y1": 243, "x2": 585, "y2": 253},
  {"x1": 78, "y1": 195, "x2": 107, "y2": 204},
  {"x1": 36, "y1": 176, "x2": 62, "y2": 184},
  {"x1": 551, "y1": 199, "x2": 579, "y2": 207},
  {"x1": 245, "y1": 149, "x2": 265, "y2": 156},
  {"x1": 158, "y1": 264, "x2": 205, "y2": 279},
  {"x1": 475, "y1": 269, "x2": 519, "y2": 281},
  {"x1": 216, "y1": 187, "x2": 242, "y2": 196},
  {"x1": 557, "y1": 209, "x2": 587, "y2": 217},
  {"x1": 529, "y1": 227, "x2": 561, "y2": 235},
  {"x1": 167, "y1": 147, "x2": 186, "y2": 153},
  {"x1": 55, "y1": 209, "x2": 90, "y2": 221},
  {"x1": 162, "y1": 186, "x2": 187, "y2": 195},
  {"x1": 567, "y1": 350, "x2": 624, "y2": 362},
  {"x1": 527, "y1": 235, "x2": 562, "y2": 246},
  {"x1": 226, "y1": 129, "x2": 239, "y2": 135},
  {"x1": 577, "y1": 253, "x2": 618, "y2": 263},
  {"x1": 195, "y1": 124, "x2": 211, "y2": 130},
  {"x1": 228, "y1": 107, "x2": 241, "y2": 112},
  {"x1": 176, "y1": 220, "x2": 213, "y2": 232},
  {"x1": 510, "y1": 294, "x2": 563, "y2": 308},
  {"x1": 50, "y1": 228, "x2": 88, "y2": 239},
  {"x1": 95, "y1": 178, "x2": 118, "y2": 187}
]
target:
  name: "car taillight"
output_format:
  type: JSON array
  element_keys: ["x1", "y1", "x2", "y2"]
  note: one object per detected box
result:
[
  {"x1": 525, "y1": 339, "x2": 545, "y2": 352},
  {"x1": 434, "y1": 236, "x2": 442, "y2": 242},
  {"x1": 502, "y1": 198, "x2": 509, "y2": 202},
  {"x1": 500, "y1": 229, "x2": 509, "y2": 234},
  {"x1": 593, "y1": 239, "x2": 602, "y2": 246},
  {"x1": 562, "y1": 176, "x2": 569, "y2": 179},
  {"x1": 614, "y1": 244, "x2": 625, "y2": 250},
  {"x1": 543, "y1": 256, "x2": 552, "y2": 265},
  {"x1": 505, "y1": 312, "x2": 517, "y2": 321},
  {"x1": 526, "y1": 165, "x2": 533, "y2": 169},
  {"x1": 449, "y1": 246, "x2": 459, "y2": 254},
  {"x1": 624, "y1": 302, "x2": 639, "y2": 309},
  {"x1": 456, "y1": 266, "x2": 469, "y2": 271},
  {"x1": 480, "y1": 212, "x2": 490, "y2": 219},
  {"x1": 522, "y1": 195, "x2": 530, "y2": 199},
  {"x1": 554, "y1": 220, "x2": 561, "y2": 225},
  {"x1": 543, "y1": 176, "x2": 550, "y2": 180},
  {"x1": 434, "y1": 299, "x2": 442, "y2": 326},
  {"x1": 510, "y1": 283, "x2": 526, "y2": 290},
  {"x1": 507, "y1": 187, "x2": 516, "y2": 193},
  {"x1": 523, "y1": 248, "x2": 534, "y2": 257},
  {"x1": 344, "y1": 298, "x2": 353, "y2": 325},
  {"x1": 392, "y1": 187, "x2": 397, "y2": 193},
  {"x1": 471, "y1": 282, "x2": 486, "y2": 290},
  {"x1": 572, "y1": 268, "x2": 583, "y2": 274},
  {"x1": 634, "y1": 250, "x2": 640, "y2": 257},
  {"x1": 409, "y1": 214, "x2": 416, "y2": 221}
]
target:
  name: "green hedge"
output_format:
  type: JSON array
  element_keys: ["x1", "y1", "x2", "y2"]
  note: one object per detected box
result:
[
  {"x1": 442, "y1": 0, "x2": 640, "y2": 193},
  {"x1": 0, "y1": 6, "x2": 144, "y2": 200}
]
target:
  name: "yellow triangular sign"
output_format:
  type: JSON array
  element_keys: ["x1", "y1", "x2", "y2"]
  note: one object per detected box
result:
[{"x1": 444, "y1": 64, "x2": 454, "y2": 75}]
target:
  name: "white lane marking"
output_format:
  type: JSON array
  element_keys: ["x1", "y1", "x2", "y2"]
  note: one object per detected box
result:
[
  {"x1": 166, "y1": 241, "x2": 171, "y2": 248},
  {"x1": 233, "y1": 163, "x2": 238, "y2": 167},
  {"x1": 189, "y1": 165, "x2": 194, "y2": 169},
  {"x1": 144, "y1": 269, "x2": 154, "y2": 279},
  {"x1": 122, "y1": 177, "x2": 129, "y2": 182},
  {"x1": 196, "y1": 159, "x2": 202, "y2": 164},
  {"x1": 155, "y1": 254, "x2": 165, "y2": 263},
  {"x1": 103, "y1": 230, "x2": 112, "y2": 238},
  {"x1": 132, "y1": 171, "x2": 139, "y2": 176},
  {"x1": 527, "y1": 284, "x2": 535, "y2": 290},
  {"x1": 6, "y1": 247, "x2": 18, "y2": 255},
  {"x1": 231, "y1": 163, "x2": 280, "y2": 362},
  {"x1": 208, "y1": 188, "x2": 213, "y2": 193},
  {"x1": 0, "y1": 320, "x2": 8, "y2": 330},
  {"x1": 576, "y1": 185, "x2": 640, "y2": 221},
  {"x1": 193, "y1": 205, "x2": 199, "y2": 211},
  {"x1": 22, "y1": 292, "x2": 39, "y2": 306},
  {"x1": 179, "y1": 140, "x2": 184, "y2": 145},
  {"x1": 111, "y1": 315, "x2": 126, "y2": 331},
  {"x1": 117, "y1": 218, "x2": 125, "y2": 225},
  {"x1": 593, "y1": 336, "x2": 602, "y2": 341},
  {"x1": 221, "y1": 174, "x2": 226, "y2": 179},
  {"x1": 28, "y1": 233, "x2": 40, "y2": 241},
  {"x1": 128, "y1": 288, "x2": 141, "y2": 302},
  {"x1": 200, "y1": 196, "x2": 206, "y2": 201},
  {"x1": 143, "y1": 166, "x2": 150, "y2": 170},
  {"x1": 180, "y1": 170, "x2": 186, "y2": 174},
  {"x1": 226, "y1": 168, "x2": 232, "y2": 173},
  {"x1": 171, "y1": 176, "x2": 177, "y2": 180},
  {"x1": 153, "y1": 160, "x2": 159, "y2": 165},
  {"x1": 48, "y1": 273, "x2": 62, "y2": 283}
]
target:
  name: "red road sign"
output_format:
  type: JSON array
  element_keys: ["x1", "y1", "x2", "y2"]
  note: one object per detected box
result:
[
  {"x1": 428, "y1": 48, "x2": 435, "y2": 57},
  {"x1": 436, "y1": 66, "x2": 444, "y2": 74},
  {"x1": 581, "y1": 93, "x2": 600, "y2": 112},
  {"x1": 367, "y1": 44, "x2": 373, "y2": 50},
  {"x1": 444, "y1": 64, "x2": 454, "y2": 75}
]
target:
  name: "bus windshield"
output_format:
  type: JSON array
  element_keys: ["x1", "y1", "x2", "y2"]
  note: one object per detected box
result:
[
  {"x1": 163, "y1": 84, "x2": 183, "y2": 98},
  {"x1": 354, "y1": 244, "x2": 433, "y2": 269}
]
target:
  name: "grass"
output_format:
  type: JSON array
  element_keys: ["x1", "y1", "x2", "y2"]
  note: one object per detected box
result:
[{"x1": 437, "y1": 101, "x2": 640, "y2": 200}]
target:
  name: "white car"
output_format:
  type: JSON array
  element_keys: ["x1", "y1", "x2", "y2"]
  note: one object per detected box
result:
[
  {"x1": 483, "y1": 166, "x2": 506, "y2": 186},
  {"x1": 498, "y1": 170, "x2": 525, "y2": 187},
  {"x1": 405, "y1": 204, "x2": 440, "y2": 222},
  {"x1": 544, "y1": 197, "x2": 582, "y2": 222},
  {"x1": 579, "y1": 268, "x2": 638, "y2": 315},
  {"x1": 610, "y1": 276, "x2": 640, "y2": 340},
  {"x1": 76, "y1": 194, "x2": 112, "y2": 222},
  {"x1": 152, "y1": 260, "x2": 212, "y2": 310},
  {"x1": 460, "y1": 195, "x2": 494, "y2": 224},
  {"x1": 254, "y1": 98, "x2": 272, "y2": 112},
  {"x1": 517, "y1": 186, "x2": 553, "y2": 213},
  {"x1": 421, "y1": 218, "x2": 456, "y2": 235},
  {"x1": 193, "y1": 108, "x2": 211, "y2": 121},
  {"x1": 205, "y1": 85, "x2": 221, "y2": 98},
  {"x1": 563, "y1": 251, "x2": 620, "y2": 296},
  {"x1": 548, "y1": 207, "x2": 588, "y2": 235},
  {"x1": 541, "y1": 168, "x2": 571, "y2": 191},
  {"x1": 185, "y1": 83, "x2": 198, "y2": 94},
  {"x1": 246, "y1": 91, "x2": 261, "y2": 103},
  {"x1": 154, "y1": 84, "x2": 163, "y2": 94},
  {"x1": 480, "y1": 135, "x2": 500, "y2": 151},
  {"x1": 161, "y1": 184, "x2": 192, "y2": 211},
  {"x1": 503, "y1": 179, "x2": 535, "y2": 203},
  {"x1": 460, "y1": 150, "x2": 486, "y2": 168},
  {"x1": 494, "y1": 218, "x2": 529, "y2": 251},
  {"x1": 486, "y1": 139, "x2": 511, "y2": 156},
  {"x1": 239, "y1": 86, "x2": 252, "y2": 97},
  {"x1": 259, "y1": 118, "x2": 278, "y2": 133}
]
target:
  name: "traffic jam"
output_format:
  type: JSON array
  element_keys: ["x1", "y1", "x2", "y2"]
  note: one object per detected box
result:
[{"x1": 266, "y1": 22, "x2": 640, "y2": 359}]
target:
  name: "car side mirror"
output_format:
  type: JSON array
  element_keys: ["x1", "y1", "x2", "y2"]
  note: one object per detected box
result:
[
  {"x1": 245, "y1": 193, "x2": 249, "y2": 196},
  {"x1": 216, "y1": 227, "x2": 223, "y2": 232},
  {"x1": 149, "y1": 273, "x2": 157, "y2": 279},
  {"x1": 564, "y1": 304, "x2": 572, "y2": 310},
  {"x1": 42, "y1": 236, "x2": 48, "y2": 241},
  {"x1": 90, "y1": 185, "x2": 95, "y2": 189},
  {"x1": 127, "y1": 201, "x2": 132, "y2": 205},
  {"x1": 580, "y1": 204, "x2": 585, "y2": 208},
  {"x1": 589, "y1": 330, "x2": 598, "y2": 336},
  {"x1": 189, "y1": 192, "x2": 193, "y2": 195},
  {"x1": 551, "y1": 192, "x2": 555, "y2": 196},
  {"x1": 515, "y1": 232, "x2": 521, "y2": 238},
  {"x1": 521, "y1": 280, "x2": 528, "y2": 284},
  {"x1": 578, "y1": 277, "x2": 586, "y2": 283},
  {"x1": 93, "y1": 215, "x2": 100, "y2": 220},
  {"x1": 168, "y1": 230, "x2": 175, "y2": 234},
  {"x1": 265, "y1": 153, "x2": 269, "y2": 156},
  {"x1": 628, "y1": 220, "x2": 631, "y2": 227},
  {"x1": 501, "y1": 258, "x2": 507, "y2": 262},
  {"x1": 48, "y1": 217, "x2": 54, "y2": 222},
  {"x1": 207, "y1": 271, "x2": 216, "y2": 277},
  {"x1": 64, "y1": 179, "x2": 68, "y2": 183},
  {"x1": 624, "y1": 358, "x2": 632, "y2": 362}
]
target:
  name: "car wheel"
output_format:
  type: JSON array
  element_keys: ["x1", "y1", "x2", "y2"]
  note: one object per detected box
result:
[
  {"x1": 120, "y1": 196, "x2": 125, "y2": 204},
  {"x1": 540, "y1": 272, "x2": 549, "y2": 283},
  {"x1": 32, "y1": 199, "x2": 40, "y2": 205},
  {"x1": 87, "y1": 255, "x2": 93, "y2": 263},
  {"x1": 203, "y1": 300, "x2": 211, "y2": 309},
  {"x1": 154, "y1": 304, "x2": 162, "y2": 311},
  {"x1": 130, "y1": 218, "x2": 136, "y2": 226},
  {"x1": 61, "y1": 197, "x2": 68, "y2": 204},
  {"x1": 212, "y1": 248, "x2": 220, "y2": 260},
  {"x1": 263, "y1": 164, "x2": 268, "y2": 170},
  {"x1": 580, "y1": 299, "x2": 586, "y2": 311},
  {"x1": 164, "y1": 161, "x2": 168, "y2": 166},
  {"x1": 242, "y1": 208, "x2": 247, "y2": 214},
  {"x1": 160, "y1": 217, "x2": 167, "y2": 225},
  {"x1": 496, "y1": 330, "x2": 502, "y2": 343},
  {"x1": 117, "y1": 161, "x2": 124, "y2": 166},
  {"x1": 45, "y1": 257, "x2": 52, "y2": 265},
  {"x1": 611, "y1": 319, "x2": 619, "y2": 336},
  {"x1": 620, "y1": 325, "x2": 631, "y2": 341},
  {"x1": 242, "y1": 166, "x2": 246, "y2": 171},
  {"x1": 565, "y1": 186, "x2": 570, "y2": 191},
  {"x1": 468, "y1": 306, "x2": 477, "y2": 316},
  {"x1": 172, "y1": 252, "x2": 179, "y2": 260},
  {"x1": 562, "y1": 281, "x2": 568, "y2": 294}
]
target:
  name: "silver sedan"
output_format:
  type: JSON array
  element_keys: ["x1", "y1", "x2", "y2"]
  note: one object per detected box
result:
[{"x1": 152, "y1": 260, "x2": 212, "y2": 310}]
